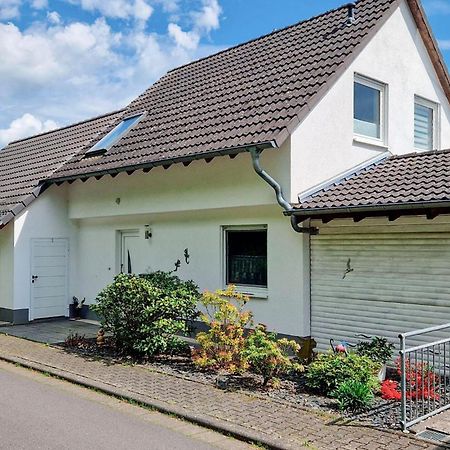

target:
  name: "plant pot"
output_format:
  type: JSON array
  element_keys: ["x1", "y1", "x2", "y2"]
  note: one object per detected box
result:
[
  {"x1": 79, "y1": 304, "x2": 89, "y2": 320},
  {"x1": 69, "y1": 304, "x2": 78, "y2": 320},
  {"x1": 69, "y1": 304, "x2": 88, "y2": 320},
  {"x1": 378, "y1": 364, "x2": 387, "y2": 382}
]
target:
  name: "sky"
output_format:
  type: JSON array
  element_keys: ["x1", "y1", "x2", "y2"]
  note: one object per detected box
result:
[{"x1": 0, "y1": 0, "x2": 449, "y2": 147}]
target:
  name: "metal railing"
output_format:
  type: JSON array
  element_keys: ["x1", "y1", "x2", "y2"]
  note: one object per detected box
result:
[{"x1": 399, "y1": 323, "x2": 450, "y2": 431}]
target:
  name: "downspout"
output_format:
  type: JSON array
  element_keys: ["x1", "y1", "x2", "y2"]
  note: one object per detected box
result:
[{"x1": 249, "y1": 147, "x2": 318, "y2": 234}]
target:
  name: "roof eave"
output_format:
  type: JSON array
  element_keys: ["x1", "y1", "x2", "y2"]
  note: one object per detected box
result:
[
  {"x1": 285, "y1": 200, "x2": 450, "y2": 222},
  {"x1": 45, "y1": 141, "x2": 278, "y2": 185},
  {"x1": 0, "y1": 185, "x2": 51, "y2": 230}
]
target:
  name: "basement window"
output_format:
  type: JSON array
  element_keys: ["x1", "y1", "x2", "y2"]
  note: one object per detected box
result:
[
  {"x1": 86, "y1": 113, "x2": 144, "y2": 156},
  {"x1": 224, "y1": 227, "x2": 268, "y2": 292},
  {"x1": 354, "y1": 75, "x2": 387, "y2": 145},
  {"x1": 414, "y1": 96, "x2": 439, "y2": 151}
]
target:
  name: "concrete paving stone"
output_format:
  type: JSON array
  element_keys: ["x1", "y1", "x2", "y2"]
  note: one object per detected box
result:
[{"x1": 0, "y1": 333, "x2": 440, "y2": 450}]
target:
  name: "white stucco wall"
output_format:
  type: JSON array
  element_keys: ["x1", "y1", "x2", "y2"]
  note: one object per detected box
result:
[
  {"x1": 68, "y1": 148, "x2": 291, "y2": 219},
  {"x1": 13, "y1": 185, "x2": 78, "y2": 316},
  {"x1": 290, "y1": 0, "x2": 450, "y2": 200},
  {"x1": 67, "y1": 147, "x2": 310, "y2": 336},
  {"x1": 0, "y1": 223, "x2": 14, "y2": 310},
  {"x1": 75, "y1": 207, "x2": 309, "y2": 336}
]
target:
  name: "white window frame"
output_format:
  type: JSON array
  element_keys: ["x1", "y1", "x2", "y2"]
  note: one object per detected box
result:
[
  {"x1": 221, "y1": 225, "x2": 268, "y2": 299},
  {"x1": 414, "y1": 95, "x2": 440, "y2": 151},
  {"x1": 353, "y1": 74, "x2": 388, "y2": 148}
]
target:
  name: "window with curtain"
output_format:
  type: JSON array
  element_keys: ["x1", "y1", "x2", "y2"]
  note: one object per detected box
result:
[
  {"x1": 225, "y1": 228, "x2": 267, "y2": 287},
  {"x1": 414, "y1": 100, "x2": 436, "y2": 150}
]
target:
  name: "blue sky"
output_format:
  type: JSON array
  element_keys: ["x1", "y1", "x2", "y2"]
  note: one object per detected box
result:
[{"x1": 0, "y1": 0, "x2": 449, "y2": 146}]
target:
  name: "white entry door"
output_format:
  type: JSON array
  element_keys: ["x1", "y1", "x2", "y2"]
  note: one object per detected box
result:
[
  {"x1": 120, "y1": 231, "x2": 141, "y2": 274},
  {"x1": 31, "y1": 238, "x2": 69, "y2": 320}
]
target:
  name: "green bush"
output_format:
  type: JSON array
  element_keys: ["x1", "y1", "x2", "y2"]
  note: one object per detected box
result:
[
  {"x1": 356, "y1": 336, "x2": 395, "y2": 365},
  {"x1": 91, "y1": 271, "x2": 200, "y2": 356},
  {"x1": 332, "y1": 380, "x2": 374, "y2": 413},
  {"x1": 305, "y1": 353, "x2": 380, "y2": 396},
  {"x1": 243, "y1": 324, "x2": 304, "y2": 387},
  {"x1": 193, "y1": 286, "x2": 253, "y2": 373}
]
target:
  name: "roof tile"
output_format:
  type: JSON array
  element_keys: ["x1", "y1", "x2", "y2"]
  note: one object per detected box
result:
[
  {"x1": 0, "y1": 110, "x2": 123, "y2": 224},
  {"x1": 294, "y1": 150, "x2": 450, "y2": 213},
  {"x1": 50, "y1": 0, "x2": 399, "y2": 181}
]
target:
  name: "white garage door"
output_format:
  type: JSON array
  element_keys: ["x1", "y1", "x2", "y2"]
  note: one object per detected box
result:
[
  {"x1": 311, "y1": 232, "x2": 450, "y2": 351},
  {"x1": 31, "y1": 238, "x2": 69, "y2": 320}
]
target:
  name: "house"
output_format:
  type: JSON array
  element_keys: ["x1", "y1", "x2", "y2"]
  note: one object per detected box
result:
[{"x1": 1, "y1": 0, "x2": 450, "y2": 350}]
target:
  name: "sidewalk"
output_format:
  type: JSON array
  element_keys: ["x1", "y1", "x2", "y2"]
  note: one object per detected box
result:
[{"x1": 0, "y1": 334, "x2": 440, "y2": 450}]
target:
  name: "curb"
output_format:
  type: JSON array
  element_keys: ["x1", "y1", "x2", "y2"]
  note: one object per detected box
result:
[{"x1": 0, "y1": 353, "x2": 291, "y2": 450}]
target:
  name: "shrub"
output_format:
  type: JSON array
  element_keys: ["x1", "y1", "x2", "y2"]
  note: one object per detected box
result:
[
  {"x1": 193, "y1": 286, "x2": 253, "y2": 373},
  {"x1": 243, "y1": 324, "x2": 304, "y2": 387},
  {"x1": 395, "y1": 356, "x2": 439, "y2": 400},
  {"x1": 356, "y1": 336, "x2": 395, "y2": 365},
  {"x1": 91, "y1": 272, "x2": 200, "y2": 356},
  {"x1": 305, "y1": 353, "x2": 380, "y2": 396},
  {"x1": 332, "y1": 380, "x2": 374, "y2": 413}
]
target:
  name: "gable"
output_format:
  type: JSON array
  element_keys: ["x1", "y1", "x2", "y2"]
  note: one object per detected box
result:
[{"x1": 289, "y1": 0, "x2": 450, "y2": 201}]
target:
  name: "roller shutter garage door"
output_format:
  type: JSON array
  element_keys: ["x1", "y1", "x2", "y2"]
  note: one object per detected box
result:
[{"x1": 311, "y1": 232, "x2": 450, "y2": 350}]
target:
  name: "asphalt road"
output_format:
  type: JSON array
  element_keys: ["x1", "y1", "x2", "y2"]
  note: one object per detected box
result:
[{"x1": 0, "y1": 361, "x2": 250, "y2": 450}]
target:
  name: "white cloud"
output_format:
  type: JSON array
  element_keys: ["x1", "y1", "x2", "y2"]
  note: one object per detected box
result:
[
  {"x1": 47, "y1": 11, "x2": 61, "y2": 25},
  {"x1": 439, "y1": 39, "x2": 450, "y2": 50},
  {"x1": 168, "y1": 22, "x2": 199, "y2": 49},
  {"x1": 68, "y1": 0, "x2": 154, "y2": 22},
  {"x1": 0, "y1": 0, "x2": 21, "y2": 20},
  {"x1": 0, "y1": 113, "x2": 58, "y2": 147},
  {"x1": 168, "y1": 0, "x2": 222, "y2": 49},
  {"x1": 193, "y1": 0, "x2": 221, "y2": 32},
  {"x1": 0, "y1": 19, "x2": 120, "y2": 89},
  {"x1": 0, "y1": 1, "x2": 224, "y2": 141},
  {"x1": 31, "y1": 0, "x2": 48, "y2": 9}
]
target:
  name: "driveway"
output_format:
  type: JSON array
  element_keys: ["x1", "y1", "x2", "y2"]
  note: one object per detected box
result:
[
  {"x1": 0, "y1": 360, "x2": 250, "y2": 450},
  {"x1": 0, "y1": 319, "x2": 100, "y2": 344}
]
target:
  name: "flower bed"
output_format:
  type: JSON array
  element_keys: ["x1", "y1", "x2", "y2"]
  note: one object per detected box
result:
[
  {"x1": 58, "y1": 335, "x2": 402, "y2": 429},
  {"x1": 76, "y1": 277, "x2": 404, "y2": 429}
]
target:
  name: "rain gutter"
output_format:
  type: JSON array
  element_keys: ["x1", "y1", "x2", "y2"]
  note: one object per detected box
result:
[{"x1": 284, "y1": 200, "x2": 450, "y2": 222}]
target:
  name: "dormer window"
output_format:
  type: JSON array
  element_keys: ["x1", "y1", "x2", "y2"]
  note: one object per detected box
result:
[
  {"x1": 86, "y1": 113, "x2": 144, "y2": 156},
  {"x1": 414, "y1": 96, "x2": 439, "y2": 151},
  {"x1": 354, "y1": 74, "x2": 387, "y2": 145}
]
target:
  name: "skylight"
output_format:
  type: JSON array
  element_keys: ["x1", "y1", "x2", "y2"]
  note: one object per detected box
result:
[{"x1": 86, "y1": 113, "x2": 144, "y2": 156}]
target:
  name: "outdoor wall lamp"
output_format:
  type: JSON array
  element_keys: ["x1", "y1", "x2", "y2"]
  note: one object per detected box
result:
[{"x1": 144, "y1": 225, "x2": 152, "y2": 239}]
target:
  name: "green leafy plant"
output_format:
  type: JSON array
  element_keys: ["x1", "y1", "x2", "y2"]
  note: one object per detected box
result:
[
  {"x1": 243, "y1": 324, "x2": 304, "y2": 387},
  {"x1": 91, "y1": 271, "x2": 200, "y2": 356},
  {"x1": 332, "y1": 380, "x2": 374, "y2": 413},
  {"x1": 193, "y1": 285, "x2": 253, "y2": 373},
  {"x1": 356, "y1": 336, "x2": 395, "y2": 365},
  {"x1": 305, "y1": 353, "x2": 380, "y2": 396}
]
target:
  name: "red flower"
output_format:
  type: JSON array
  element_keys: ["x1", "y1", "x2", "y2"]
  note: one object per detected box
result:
[{"x1": 381, "y1": 380, "x2": 401, "y2": 401}]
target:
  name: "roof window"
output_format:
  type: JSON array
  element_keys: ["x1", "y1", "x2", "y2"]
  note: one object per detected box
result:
[{"x1": 86, "y1": 113, "x2": 144, "y2": 156}]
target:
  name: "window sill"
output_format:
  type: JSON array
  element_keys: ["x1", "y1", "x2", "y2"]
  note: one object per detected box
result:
[
  {"x1": 233, "y1": 285, "x2": 268, "y2": 300},
  {"x1": 353, "y1": 136, "x2": 388, "y2": 150}
]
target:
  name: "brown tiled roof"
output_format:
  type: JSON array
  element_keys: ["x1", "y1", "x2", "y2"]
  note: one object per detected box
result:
[
  {"x1": 50, "y1": 0, "x2": 402, "y2": 181},
  {"x1": 0, "y1": 110, "x2": 123, "y2": 228},
  {"x1": 292, "y1": 149, "x2": 450, "y2": 217}
]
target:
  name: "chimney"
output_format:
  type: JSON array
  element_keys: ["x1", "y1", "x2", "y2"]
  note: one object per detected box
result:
[{"x1": 346, "y1": 2, "x2": 356, "y2": 25}]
